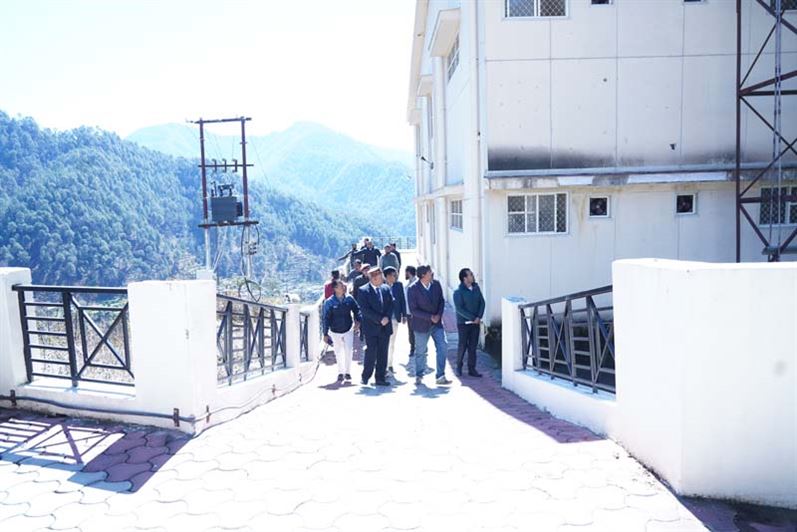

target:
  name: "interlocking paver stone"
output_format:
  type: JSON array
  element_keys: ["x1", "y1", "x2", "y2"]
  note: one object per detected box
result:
[{"x1": 0, "y1": 309, "x2": 795, "y2": 531}]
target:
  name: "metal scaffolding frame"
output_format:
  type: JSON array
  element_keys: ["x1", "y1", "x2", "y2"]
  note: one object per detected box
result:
[{"x1": 735, "y1": 0, "x2": 797, "y2": 262}]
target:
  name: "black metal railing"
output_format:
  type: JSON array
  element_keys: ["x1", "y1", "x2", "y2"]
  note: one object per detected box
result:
[
  {"x1": 299, "y1": 311, "x2": 310, "y2": 363},
  {"x1": 520, "y1": 285, "x2": 615, "y2": 393},
  {"x1": 368, "y1": 235, "x2": 417, "y2": 250},
  {"x1": 12, "y1": 285, "x2": 133, "y2": 387},
  {"x1": 216, "y1": 294, "x2": 287, "y2": 385}
]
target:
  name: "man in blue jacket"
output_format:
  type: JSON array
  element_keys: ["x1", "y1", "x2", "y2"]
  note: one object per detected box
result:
[
  {"x1": 383, "y1": 267, "x2": 406, "y2": 375},
  {"x1": 323, "y1": 279, "x2": 362, "y2": 383},
  {"x1": 357, "y1": 268, "x2": 394, "y2": 386},
  {"x1": 452, "y1": 268, "x2": 485, "y2": 377},
  {"x1": 407, "y1": 265, "x2": 451, "y2": 386}
]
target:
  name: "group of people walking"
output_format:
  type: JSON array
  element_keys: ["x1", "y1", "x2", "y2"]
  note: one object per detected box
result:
[{"x1": 322, "y1": 238, "x2": 486, "y2": 388}]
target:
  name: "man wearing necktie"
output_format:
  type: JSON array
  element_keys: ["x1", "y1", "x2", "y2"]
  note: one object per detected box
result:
[{"x1": 357, "y1": 267, "x2": 394, "y2": 386}]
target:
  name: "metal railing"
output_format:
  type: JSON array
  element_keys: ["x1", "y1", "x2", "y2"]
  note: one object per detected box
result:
[
  {"x1": 299, "y1": 311, "x2": 310, "y2": 363},
  {"x1": 216, "y1": 294, "x2": 287, "y2": 386},
  {"x1": 12, "y1": 285, "x2": 133, "y2": 387},
  {"x1": 519, "y1": 285, "x2": 615, "y2": 394},
  {"x1": 368, "y1": 235, "x2": 417, "y2": 250}
]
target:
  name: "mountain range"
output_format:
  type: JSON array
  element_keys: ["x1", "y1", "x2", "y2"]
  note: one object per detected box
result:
[
  {"x1": 0, "y1": 111, "x2": 392, "y2": 292},
  {"x1": 127, "y1": 121, "x2": 416, "y2": 234}
]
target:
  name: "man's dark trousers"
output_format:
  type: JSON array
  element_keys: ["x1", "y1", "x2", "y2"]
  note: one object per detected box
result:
[
  {"x1": 456, "y1": 323, "x2": 480, "y2": 372},
  {"x1": 363, "y1": 334, "x2": 389, "y2": 382}
]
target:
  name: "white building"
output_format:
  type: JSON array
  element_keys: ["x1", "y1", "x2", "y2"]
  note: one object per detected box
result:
[{"x1": 407, "y1": 0, "x2": 797, "y2": 323}]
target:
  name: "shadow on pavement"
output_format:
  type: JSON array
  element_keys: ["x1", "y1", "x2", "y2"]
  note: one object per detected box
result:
[{"x1": 0, "y1": 408, "x2": 188, "y2": 493}]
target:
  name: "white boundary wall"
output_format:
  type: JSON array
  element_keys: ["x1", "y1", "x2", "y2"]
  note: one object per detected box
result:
[
  {"x1": 502, "y1": 259, "x2": 797, "y2": 509},
  {"x1": 0, "y1": 269, "x2": 321, "y2": 435}
]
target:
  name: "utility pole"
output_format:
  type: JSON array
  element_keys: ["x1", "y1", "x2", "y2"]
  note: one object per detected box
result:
[{"x1": 190, "y1": 116, "x2": 259, "y2": 278}]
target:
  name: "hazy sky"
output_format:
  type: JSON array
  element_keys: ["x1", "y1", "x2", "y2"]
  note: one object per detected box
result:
[{"x1": 0, "y1": 0, "x2": 416, "y2": 152}]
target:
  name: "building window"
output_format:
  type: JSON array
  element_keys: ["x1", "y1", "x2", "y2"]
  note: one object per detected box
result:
[
  {"x1": 507, "y1": 193, "x2": 567, "y2": 234},
  {"x1": 760, "y1": 186, "x2": 797, "y2": 225},
  {"x1": 772, "y1": 0, "x2": 797, "y2": 10},
  {"x1": 589, "y1": 197, "x2": 610, "y2": 218},
  {"x1": 450, "y1": 199, "x2": 463, "y2": 230},
  {"x1": 505, "y1": 0, "x2": 566, "y2": 18},
  {"x1": 676, "y1": 194, "x2": 696, "y2": 215},
  {"x1": 592, "y1": 0, "x2": 612, "y2": 4},
  {"x1": 446, "y1": 36, "x2": 459, "y2": 81}
]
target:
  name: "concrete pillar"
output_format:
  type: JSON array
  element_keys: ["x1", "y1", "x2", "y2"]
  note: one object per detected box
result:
[
  {"x1": 433, "y1": 56, "x2": 447, "y2": 190},
  {"x1": 302, "y1": 303, "x2": 322, "y2": 362},
  {"x1": 284, "y1": 303, "x2": 303, "y2": 369},
  {"x1": 501, "y1": 296, "x2": 527, "y2": 389},
  {"x1": 0, "y1": 268, "x2": 32, "y2": 394},
  {"x1": 127, "y1": 280, "x2": 217, "y2": 429}
]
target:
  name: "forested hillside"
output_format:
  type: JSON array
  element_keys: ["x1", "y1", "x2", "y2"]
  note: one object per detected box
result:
[{"x1": 0, "y1": 112, "x2": 382, "y2": 287}]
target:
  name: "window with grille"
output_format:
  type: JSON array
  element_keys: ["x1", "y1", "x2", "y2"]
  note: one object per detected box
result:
[
  {"x1": 771, "y1": 0, "x2": 797, "y2": 11},
  {"x1": 450, "y1": 199, "x2": 463, "y2": 230},
  {"x1": 447, "y1": 36, "x2": 459, "y2": 81},
  {"x1": 506, "y1": 0, "x2": 567, "y2": 18},
  {"x1": 759, "y1": 186, "x2": 797, "y2": 225},
  {"x1": 507, "y1": 193, "x2": 568, "y2": 234}
]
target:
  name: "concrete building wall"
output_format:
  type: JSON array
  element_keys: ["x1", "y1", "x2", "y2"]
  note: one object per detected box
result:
[
  {"x1": 482, "y1": 180, "x2": 782, "y2": 320},
  {"x1": 482, "y1": 0, "x2": 797, "y2": 171}
]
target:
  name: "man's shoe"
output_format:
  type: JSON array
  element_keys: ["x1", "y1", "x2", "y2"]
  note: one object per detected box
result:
[
  {"x1": 455, "y1": 366, "x2": 463, "y2": 377},
  {"x1": 436, "y1": 376, "x2": 452, "y2": 385},
  {"x1": 415, "y1": 376, "x2": 422, "y2": 385},
  {"x1": 361, "y1": 378, "x2": 368, "y2": 385},
  {"x1": 344, "y1": 374, "x2": 352, "y2": 380},
  {"x1": 337, "y1": 374, "x2": 344, "y2": 382},
  {"x1": 468, "y1": 370, "x2": 483, "y2": 378},
  {"x1": 375, "y1": 380, "x2": 391, "y2": 387}
]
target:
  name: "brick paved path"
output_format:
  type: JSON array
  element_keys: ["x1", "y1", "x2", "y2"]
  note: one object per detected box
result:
[{"x1": 0, "y1": 320, "x2": 795, "y2": 531}]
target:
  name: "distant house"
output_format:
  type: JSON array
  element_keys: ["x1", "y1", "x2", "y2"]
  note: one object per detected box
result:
[{"x1": 407, "y1": 0, "x2": 797, "y2": 323}]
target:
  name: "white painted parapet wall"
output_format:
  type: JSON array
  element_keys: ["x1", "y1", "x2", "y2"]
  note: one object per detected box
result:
[
  {"x1": 0, "y1": 269, "x2": 321, "y2": 435},
  {"x1": 502, "y1": 259, "x2": 797, "y2": 509},
  {"x1": 613, "y1": 259, "x2": 796, "y2": 509}
]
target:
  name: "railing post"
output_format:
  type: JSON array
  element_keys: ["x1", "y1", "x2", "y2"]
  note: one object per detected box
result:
[
  {"x1": 0, "y1": 268, "x2": 33, "y2": 392},
  {"x1": 16, "y1": 288, "x2": 33, "y2": 383},
  {"x1": 226, "y1": 302, "x2": 233, "y2": 385},
  {"x1": 128, "y1": 279, "x2": 217, "y2": 434},
  {"x1": 586, "y1": 296, "x2": 598, "y2": 394},
  {"x1": 565, "y1": 299, "x2": 576, "y2": 387},
  {"x1": 61, "y1": 291, "x2": 79, "y2": 387},
  {"x1": 501, "y1": 297, "x2": 527, "y2": 388},
  {"x1": 284, "y1": 304, "x2": 302, "y2": 369}
]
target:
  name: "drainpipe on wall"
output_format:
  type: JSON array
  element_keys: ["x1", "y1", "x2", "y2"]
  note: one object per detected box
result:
[{"x1": 474, "y1": 2, "x2": 491, "y2": 326}]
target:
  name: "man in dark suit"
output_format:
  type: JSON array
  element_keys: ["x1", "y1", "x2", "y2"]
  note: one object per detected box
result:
[
  {"x1": 357, "y1": 268, "x2": 394, "y2": 386},
  {"x1": 383, "y1": 266, "x2": 406, "y2": 375},
  {"x1": 407, "y1": 265, "x2": 451, "y2": 386}
]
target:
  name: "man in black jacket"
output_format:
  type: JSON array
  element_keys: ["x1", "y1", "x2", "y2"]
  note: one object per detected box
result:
[
  {"x1": 358, "y1": 238, "x2": 381, "y2": 270},
  {"x1": 357, "y1": 268, "x2": 394, "y2": 386}
]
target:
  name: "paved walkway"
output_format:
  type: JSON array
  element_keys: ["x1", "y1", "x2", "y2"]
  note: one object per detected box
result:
[{"x1": 0, "y1": 320, "x2": 795, "y2": 531}]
